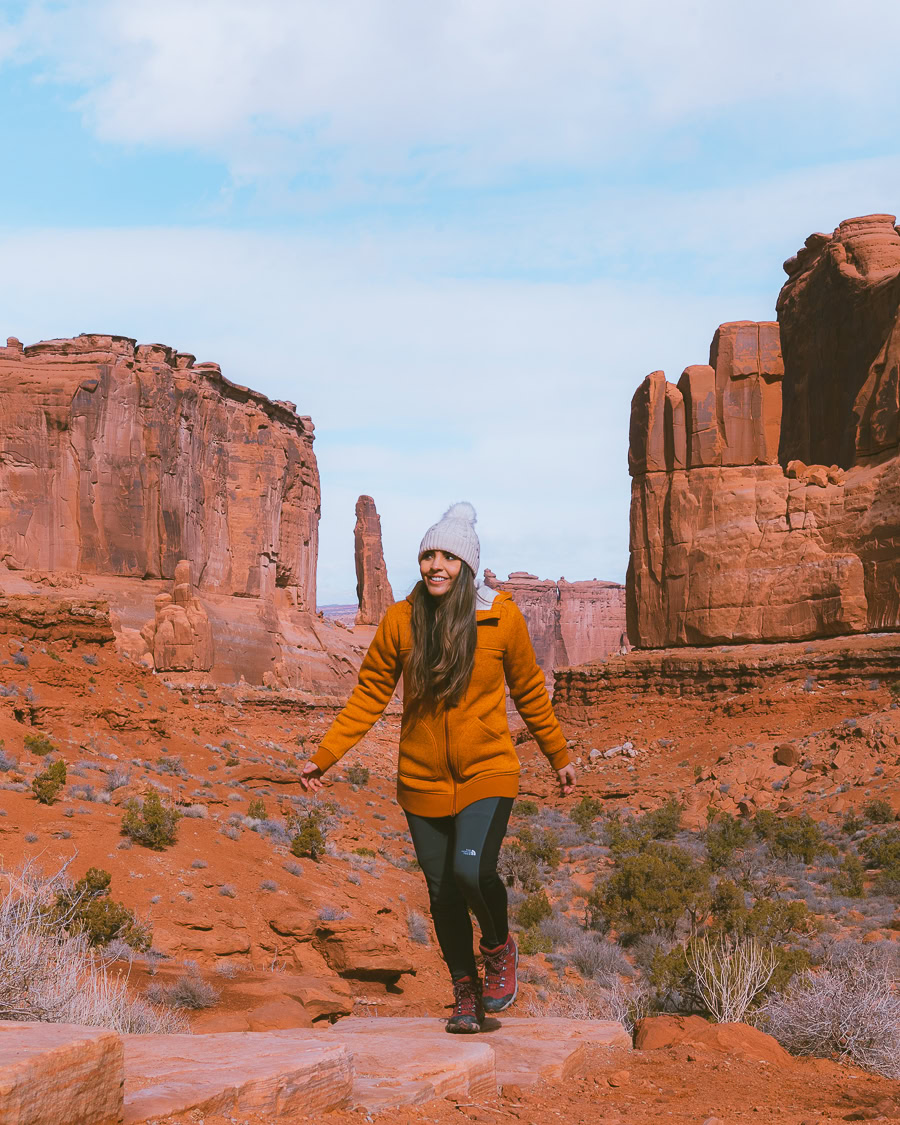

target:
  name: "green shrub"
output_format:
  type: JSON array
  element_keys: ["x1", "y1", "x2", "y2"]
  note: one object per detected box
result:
[
  {"x1": 712, "y1": 885, "x2": 820, "y2": 944},
  {"x1": 762, "y1": 814, "x2": 828, "y2": 865},
  {"x1": 843, "y1": 810, "x2": 866, "y2": 835},
  {"x1": 642, "y1": 798, "x2": 684, "y2": 841},
  {"x1": 353, "y1": 846, "x2": 376, "y2": 857},
  {"x1": 602, "y1": 812, "x2": 650, "y2": 857},
  {"x1": 517, "y1": 825, "x2": 561, "y2": 868},
  {"x1": 514, "y1": 799, "x2": 538, "y2": 817},
  {"x1": 121, "y1": 790, "x2": 180, "y2": 850},
  {"x1": 860, "y1": 828, "x2": 900, "y2": 870},
  {"x1": 290, "y1": 809, "x2": 327, "y2": 860},
  {"x1": 52, "y1": 867, "x2": 151, "y2": 950},
  {"x1": 519, "y1": 927, "x2": 552, "y2": 955},
  {"x1": 498, "y1": 843, "x2": 541, "y2": 891},
  {"x1": 705, "y1": 814, "x2": 754, "y2": 870},
  {"x1": 247, "y1": 797, "x2": 267, "y2": 820},
  {"x1": 591, "y1": 843, "x2": 710, "y2": 940},
  {"x1": 832, "y1": 852, "x2": 866, "y2": 897},
  {"x1": 346, "y1": 765, "x2": 370, "y2": 787},
  {"x1": 570, "y1": 796, "x2": 603, "y2": 832},
  {"x1": 32, "y1": 759, "x2": 66, "y2": 804},
  {"x1": 864, "y1": 799, "x2": 896, "y2": 824},
  {"x1": 24, "y1": 732, "x2": 55, "y2": 757},
  {"x1": 517, "y1": 889, "x2": 553, "y2": 929}
]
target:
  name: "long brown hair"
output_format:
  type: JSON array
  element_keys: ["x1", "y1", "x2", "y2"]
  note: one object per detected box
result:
[{"x1": 405, "y1": 562, "x2": 476, "y2": 710}]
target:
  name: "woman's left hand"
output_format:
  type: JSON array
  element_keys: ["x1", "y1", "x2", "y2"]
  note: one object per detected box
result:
[{"x1": 557, "y1": 763, "x2": 576, "y2": 796}]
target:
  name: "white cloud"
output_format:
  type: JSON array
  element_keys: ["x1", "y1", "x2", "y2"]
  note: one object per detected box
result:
[{"x1": 15, "y1": 0, "x2": 900, "y2": 185}]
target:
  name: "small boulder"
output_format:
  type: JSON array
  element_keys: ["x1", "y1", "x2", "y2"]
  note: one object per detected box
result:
[{"x1": 773, "y1": 743, "x2": 799, "y2": 767}]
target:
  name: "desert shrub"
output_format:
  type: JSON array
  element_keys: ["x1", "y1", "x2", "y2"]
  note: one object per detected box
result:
[
  {"x1": 0, "y1": 861, "x2": 185, "y2": 1032},
  {"x1": 757, "y1": 813, "x2": 827, "y2": 865},
  {"x1": 711, "y1": 880, "x2": 820, "y2": 945},
  {"x1": 517, "y1": 890, "x2": 553, "y2": 929},
  {"x1": 32, "y1": 760, "x2": 66, "y2": 805},
  {"x1": 864, "y1": 799, "x2": 896, "y2": 825},
  {"x1": 569, "y1": 934, "x2": 633, "y2": 982},
  {"x1": 259, "y1": 879, "x2": 277, "y2": 892},
  {"x1": 590, "y1": 843, "x2": 710, "y2": 940},
  {"x1": 289, "y1": 808, "x2": 327, "y2": 860},
  {"x1": 516, "y1": 825, "x2": 561, "y2": 868},
  {"x1": 832, "y1": 852, "x2": 866, "y2": 897},
  {"x1": 0, "y1": 747, "x2": 18, "y2": 772},
  {"x1": 120, "y1": 791, "x2": 180, "y2": 850},
  {"x1": 570, "y1": 796, "x2": 604, "y2": 833},
  {"x1": 705, "y1": 814, "x2": 755, "y2": 870},
  {"x1": 147, "y1": 962, "x2": 219, "y2": 1010},
  {"x1": 642, "y1": 798, "x2": 684, "y2": 841},
  {"x1": 51, "y1": 868, "x2": 150, "y2": 951},
  {"x1": 860, "y1": 829, "x2": 900, "y2": 892},
  {"x1": 218, "y1": 884, "x2": 237, "y2": 898},
  {"x1": 498, "y1": 842, "x2": 541, "y2": 891},
  {"x1": 353, "y1": 846, "x2": 376, "y2": 857},
  {"x1": 514, "y1": 799, "x2": 538, "y2": 817},
  {"x1": 843, "y1": 810, "x2": 866, "y2": 835},
  {"x1": 406, "y1": 909, "x2": 430, "y2": 944},
  {"x1": 687, "y1": 936, "x2": 777, "y2": 1023},
  {"x1": 247, "y1": 797, "x2": 267, "y2": 820},
  {"x1": 345, "y1": 765, "x2": 370, "y2": 787},
  {"x1": 519, "y1": 927, "x2": 552, "y2": 955},
  {"x1": 317, "y1": 905, "x2": 348, "y2": 921},
  {"x1": 155, "y1": 755, "x2": 187, "y2": 778},
  {"x1": 602, "y1": 811, "x2": 650, "y2": 856},
  {"x1": 24, "y1": 733, "x2": 55, "y2": 757},
  {"x1": 758, "y1": 947, "x2": 900, "y2": 1078},
  {"x1": 525, "y1": 976, "x2": 649, "y2": 1034}
]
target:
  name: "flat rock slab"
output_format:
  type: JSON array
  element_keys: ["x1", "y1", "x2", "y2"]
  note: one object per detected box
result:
[
  {"x1": 123, "y1": 1031, "x2": 352, "y2": 1123},
  {"x1": 0, "y1": 1020, "x2": 123, "y2": 1125},
  {"x1": 321, "y1": 1015, "x2": 630, "y2": 1105}
]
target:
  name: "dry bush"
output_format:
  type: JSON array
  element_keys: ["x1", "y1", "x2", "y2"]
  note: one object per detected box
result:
[
  {"x1": 146, "y1": 962, "x2": 219, "y2": 1010},
  {"x1": 687, "y1": 937, "x2": 777, "y2": 1024},
  {"x1": 570, "y1": 934, "x2": 634, "y2": 983},
  {"x1": 526, "y1": 976, "x2": 649, "y2": 1034},
  {"x1": 0, "y1": 861, "x2": 186, "y2": 1033},
  {"x1": 757, "y1": 946, "x2": 900, "y2": 1078},
  {"x1": 406, "y1": 909, "x2": 430, "y2": 945}
]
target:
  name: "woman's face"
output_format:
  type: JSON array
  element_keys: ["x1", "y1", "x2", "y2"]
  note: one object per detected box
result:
[{"x1": 419, "y1": 549, "x2": 462, "y2": 597}]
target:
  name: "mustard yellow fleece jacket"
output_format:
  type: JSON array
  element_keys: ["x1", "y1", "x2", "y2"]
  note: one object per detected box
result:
[{"x1": 311, "y1": 585, "x2": 570, "y2": 816}]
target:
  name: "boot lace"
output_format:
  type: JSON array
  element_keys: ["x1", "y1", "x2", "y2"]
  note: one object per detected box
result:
[
  {"x1": 452, "y1": 976, "x2": 480, "y2": 1017},
  {"x1": 483, "y1": 941, "x2": 511, "y2": 992}
]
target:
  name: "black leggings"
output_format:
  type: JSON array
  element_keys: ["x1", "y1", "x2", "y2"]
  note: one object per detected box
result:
[{"x1": 405, "y1": 796, "x2": 513, "y2": 981}]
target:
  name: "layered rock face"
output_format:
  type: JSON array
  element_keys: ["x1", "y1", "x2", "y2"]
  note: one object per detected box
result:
[
  {"x1": 0, "y1": 334, "x2": 368, "y2": 694},
  {"x1": 354, "y1": 496, "x2": 394, "y2": 625},
  {"x1": 483, "y1": 570, "x2": 627, "y2": 672},
  {"x1": 627, "y1": 215, "x2": 900, "y2": 649},
  {"x1": 0, "y1": 334, "x2": 318, "y2": 605}
]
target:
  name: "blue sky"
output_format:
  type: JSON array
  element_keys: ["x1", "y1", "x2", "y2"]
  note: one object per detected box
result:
[{"x1": 2, "y1": 0, "x2": 900, "y2": 602}]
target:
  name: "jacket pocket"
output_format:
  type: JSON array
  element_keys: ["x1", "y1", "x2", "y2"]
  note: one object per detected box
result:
[
  {"x1": 398, "y1": 718, "x2": 442, "y2": 782},
  {"x1": 451, "y1": 712, "x2": 518, "y2": 782}
]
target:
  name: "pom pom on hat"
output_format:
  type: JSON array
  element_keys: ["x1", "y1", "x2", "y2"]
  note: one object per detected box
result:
[
  {"x1": 441, "y1": 501, "x2": 477, "y2": 524},
  {"x1": 419, "y1": 500, "x2": 480, "y2": 576}
]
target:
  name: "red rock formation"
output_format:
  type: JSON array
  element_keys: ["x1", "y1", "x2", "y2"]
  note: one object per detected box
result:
[
  {"x1": 778, "y1": 214, "x2": 900, "y2": 468},
  {"x1": 0, "y1": 333, "x2": 369, "y2": 695},
  {"x1": 627, "y1": 215, "x2": 900, "y2": 649},
  {"x1": 141, "y1": 559, "x2": 214, "y2": 672},
  {"x1": 483, "y1": 570, "x2": 627, "y2": 673},
  {"x1": 354, "y1": 496, "x2": 394, "y2": 625},
  {"x1": 0, "y1": 334, "x2": 318, "y2": 603}
]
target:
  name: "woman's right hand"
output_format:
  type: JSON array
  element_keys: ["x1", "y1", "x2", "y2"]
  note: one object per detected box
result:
[{"x1": 298, "y1": 760, "x2": 324, "y2": 791}]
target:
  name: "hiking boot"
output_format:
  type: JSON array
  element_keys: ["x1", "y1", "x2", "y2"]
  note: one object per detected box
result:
[
  {"x1": 480, "y1": 934, "x2": 518, "y2": 1013},
  {"x1": 446, "y1": 975, "x2": 484, "y2": 1033}
]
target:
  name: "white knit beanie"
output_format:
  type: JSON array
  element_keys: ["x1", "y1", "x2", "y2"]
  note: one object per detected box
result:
[{"x1": 418, "y1": 502, "x2": 480, "y2": 576}]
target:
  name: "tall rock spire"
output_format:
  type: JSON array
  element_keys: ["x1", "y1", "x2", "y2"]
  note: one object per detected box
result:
[{"x1": 354, "y1": 496, "x2": 394, "y2": 625}]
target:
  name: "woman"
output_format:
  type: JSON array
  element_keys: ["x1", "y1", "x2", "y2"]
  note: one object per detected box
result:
[{"x1": 299, "y1": 502, "x2": 576, "y2": 1032}]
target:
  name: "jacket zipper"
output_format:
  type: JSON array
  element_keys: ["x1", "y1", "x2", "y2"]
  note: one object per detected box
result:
[{"x1": 445, "y1": 709, "x2": 456, "y2": 815}]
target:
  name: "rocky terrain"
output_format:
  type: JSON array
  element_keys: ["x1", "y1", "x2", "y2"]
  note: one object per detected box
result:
[{"x1": 9, "y1": 214, "x2": 900, "y2": 1124}]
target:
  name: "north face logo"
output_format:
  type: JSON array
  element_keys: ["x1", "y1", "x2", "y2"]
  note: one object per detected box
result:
[{"x1": 460, "y1": 848, "x2": 477, "y2": 856}]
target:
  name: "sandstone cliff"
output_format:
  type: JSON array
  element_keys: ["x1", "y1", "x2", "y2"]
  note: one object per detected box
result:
[
  {"x1": 627, "y1": 214, "x2": 900, "y2": 649},
  {"x1": 483, "y1": 570, "x2": 627, "y2": 673},
  {"x1": 354, "y1": 496, "x2": 394, "y2": 625},
  {"x1": 0, "y1": 333, "x2": 368, "y2": 694}
]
